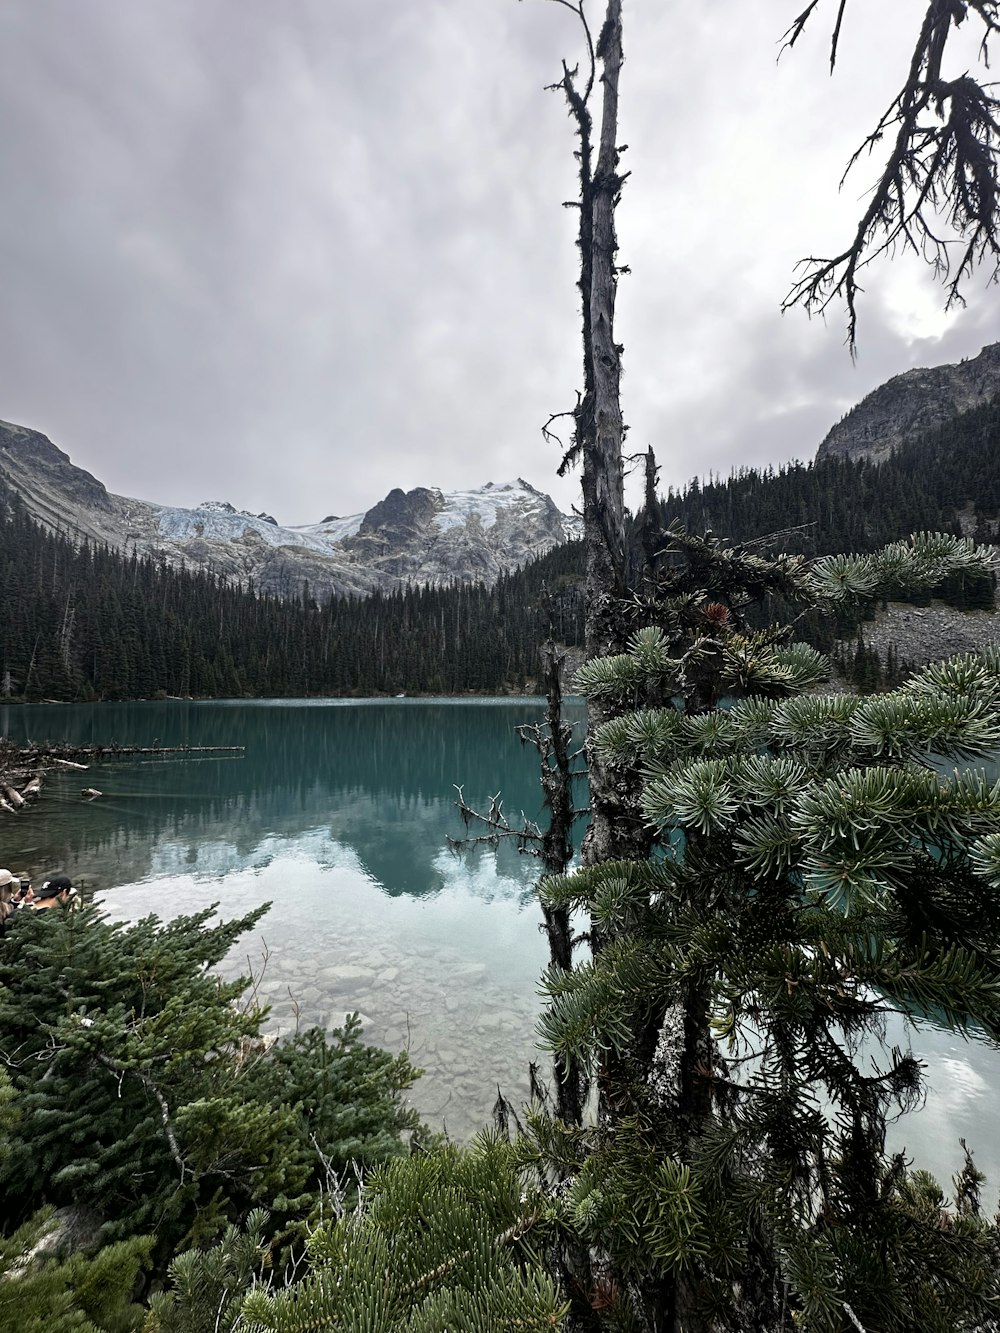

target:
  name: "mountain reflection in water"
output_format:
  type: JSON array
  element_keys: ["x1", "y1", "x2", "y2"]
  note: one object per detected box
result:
[
  {"x1": 0, "y1": 698, "x2": 586, "y2": 1139},
  {"x1": 0, "y1": 697, "x2": 585, "y2": 898},
  {"x1": 2, "y1": 698, "x2": 999, "y2": 1181}
]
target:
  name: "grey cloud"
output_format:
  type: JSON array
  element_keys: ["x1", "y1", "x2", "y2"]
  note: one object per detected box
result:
[{"x1": 1, "y1": 1, "x2": 998, "y2": 527}]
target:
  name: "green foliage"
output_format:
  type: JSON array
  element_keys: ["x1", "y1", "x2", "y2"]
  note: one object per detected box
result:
[
  {"x1": 233, "y1": 1137, "x2": 568, "y2": 1333},
  {"x1": 537, "y1": 527, "x2": 1000, "y2": 1328},
  {"x1": 254, "y1": 1020, "x2": 419, "y2": 1179},
  {"x1": 0, "y1": 1067, "x2": 15, "y2": 1165},
  {"x1": 145, "y1": 1209, "x2": 272, "y2": 1333},
  {"x1": 0, "y1": 905, "x2": 419, "y2": 1257},
  {"x1": 658, "y1": 393, "x2": 1000, "y2": 566},
  {"x1": 0, "y1": 1210, "x2": 151, "y2": 1333}
]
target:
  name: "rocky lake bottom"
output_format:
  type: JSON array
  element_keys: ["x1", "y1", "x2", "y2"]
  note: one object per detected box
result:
[
  {"x1": 7, "y1": 696, "x2": 1000, "y2": 1192},
  {"x1": 216, "y1": 933, "x2": 542, "y2": 1137},
  {"x1": 98, "y1": 856, "x2": 549, "y2": 1143}
]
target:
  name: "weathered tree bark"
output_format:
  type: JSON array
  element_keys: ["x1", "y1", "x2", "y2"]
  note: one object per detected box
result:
[
  {"x1": 583, "y1": 0, "x2": 628, "y2": 648},
  {"x1": 553, "y1": 0, "x2": 651, "y2": 871},
  {"x1": 581, "y1": 1, "x2": 649, "y2": 871},
  {"x1": 528, "y1": 646, "x2": 577, "y2": 884},
  {"x1": 532, "y1": 644, "x2": 586, "y2": 1127},
  {"x1": 550, "y1": 9, "x2": 709, "y2": 1330}
]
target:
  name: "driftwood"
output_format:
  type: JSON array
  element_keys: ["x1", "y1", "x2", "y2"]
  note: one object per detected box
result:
[
  {"x1": 0, "y1": 742, "x2": 244, "y2": 815},
  {"x1": 51, "y1": 744, "x2": 243, "y2": 761}
]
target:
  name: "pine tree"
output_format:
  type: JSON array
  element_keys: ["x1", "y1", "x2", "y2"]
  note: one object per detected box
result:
[
  {"x1": 231, "y1": 531, "x2": 1000, "y2": 1333},
  {"x1": 0, "y1": 1209, "x2": 151, "y2": 1333},
  {"x1": 236, "y1": 1137, "x2": 569, "y2": 1333},
  {"x1": 145, "y1": 1209, "x2": 273, "y2": 1333},
  {"x1": 0, "y1": 905, "x2": 420, "y2": 1258},
  {"x1": 528, "y1": 527, "x2": 1000, "y2": 1330}
]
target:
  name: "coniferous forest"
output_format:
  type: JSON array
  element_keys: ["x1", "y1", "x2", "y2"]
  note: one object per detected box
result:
[
  {"x1": 656, "y1": 389, "x2": 1000, "y2": 555},
  {"x1": 0, "y1": 475, "x2": 585, "y2": 701},
  {"x1": 2, "y1": 393, "x2": 999, "y2": 703},
  {"x1": 10, "y1": 0, "x2": 1000, "y2": 1328}
]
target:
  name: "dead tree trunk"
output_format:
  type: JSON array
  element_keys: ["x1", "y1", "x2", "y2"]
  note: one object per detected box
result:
[
  {"x1": 581, "y1": 1, "x2": 650, "y2": 871},
  {"x1": 586, "y1": 1, "x2": 627, "y2": 620},
  {"x1": 526, "y1": 644, "x2": 586, "y2": 1127},
  {"x1": 548, "y1": 10, "x2": 703, "y2": 1329},
  {"x1": 550, "y1": 0, "x2": 650, "y2": 870}
]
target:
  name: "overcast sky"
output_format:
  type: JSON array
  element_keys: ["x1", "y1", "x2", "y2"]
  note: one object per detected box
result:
[{"x1": 1, "y1": 1, "x2": 997, "y2": 526}]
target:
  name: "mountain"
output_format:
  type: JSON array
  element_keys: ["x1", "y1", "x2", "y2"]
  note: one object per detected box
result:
[
  {"x1": 0, "y1": 417, "x2": 579, "y2": 600},
  {"x1": 816, "y1": 341, "x2": 1000, "y2": 463}
]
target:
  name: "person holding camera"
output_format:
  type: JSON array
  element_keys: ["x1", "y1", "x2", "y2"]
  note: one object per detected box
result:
[{"x1": 0, "y1": 870, "x2": 18, "y2": 934}]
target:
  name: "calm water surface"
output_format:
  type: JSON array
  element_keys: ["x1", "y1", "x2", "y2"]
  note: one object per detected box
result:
[
  {"x1": 2, "y1": 698, "x2": 999, "y2": 1192},
  {"x1": 0, "y1": 697, "x2": 576, "y2": 1138}
]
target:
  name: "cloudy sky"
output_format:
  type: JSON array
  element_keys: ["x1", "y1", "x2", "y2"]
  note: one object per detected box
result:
[{"x1": 1, "y1": 1, "x2": 997, "y2": 525}]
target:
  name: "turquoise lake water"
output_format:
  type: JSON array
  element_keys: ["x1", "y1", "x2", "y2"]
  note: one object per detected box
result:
[{"x1": 1, "y1": 696, "x2": 998, "y2": 1191}]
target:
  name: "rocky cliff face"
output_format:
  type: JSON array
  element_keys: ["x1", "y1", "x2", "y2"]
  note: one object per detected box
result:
[
  {"x1": 0, "y1": 418, "x2": 116, "y2": 530},
  {"x1": 816, "y1": 342, "x2": 1000, "y2": 463},
  {"x1": 0, "y1": 418, "x2": 579, "y2": 601}
]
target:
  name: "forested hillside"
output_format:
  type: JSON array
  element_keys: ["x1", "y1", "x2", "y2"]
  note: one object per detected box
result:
[
  {"x1": 0, "y1": 476, "x2": 584, "y2": 700},
  {"x1": 659, "y1": 390, "x2": 1000, "y2": 554},
  {"x1": 1, "y1": 394, "x2": 998, "y2": 702}
]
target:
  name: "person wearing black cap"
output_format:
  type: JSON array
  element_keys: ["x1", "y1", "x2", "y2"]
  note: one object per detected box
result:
[{"x1": 29, "y1": 875, "x2": 77, "y2": 911}]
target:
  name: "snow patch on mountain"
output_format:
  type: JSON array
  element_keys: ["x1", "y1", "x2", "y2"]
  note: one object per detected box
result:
[
  {"x1": 295, "y1": 513, "x2": 365, "y2": 543},
  {"x1": 157, "y1": 506, "x2": 338, "y2": 554},
  {"x1": 151, "y1": 482, "x2": 578, "y2": 555},
  {"x1": 0, "y1": 415, "x2": 580, "y2": 601},
  {"x1": 434, "y1": 480, "x2": 533, "y2": 533}
]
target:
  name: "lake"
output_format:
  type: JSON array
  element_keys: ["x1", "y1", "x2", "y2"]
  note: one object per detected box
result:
[
  {"x1": 0, "y1": 697, "x2": 582, "y2": 1139},
  {"x1": 2, "y1": 697, "x2": 999, "y2": 1194}
]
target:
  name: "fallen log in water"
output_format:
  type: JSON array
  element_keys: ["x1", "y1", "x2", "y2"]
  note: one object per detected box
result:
[
  {"x1": 51, "y1": 744, "x2": 245, "y2": 760},
  {"x1": 0, "y1": 742, "x2": 244, "y2": 814},
  {"x1": 3, "y1": 785, "x2": 25, "y2": 810}
]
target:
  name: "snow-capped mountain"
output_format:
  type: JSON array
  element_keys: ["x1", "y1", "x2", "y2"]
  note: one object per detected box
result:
[{"x1": 0, "y1": 417, "x2": 580, "y2": 600}]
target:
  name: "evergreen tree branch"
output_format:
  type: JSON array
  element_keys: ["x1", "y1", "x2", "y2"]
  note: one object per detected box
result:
[{"x1": 95, "y1": 1051, "x2": 188, "y2": 1185}]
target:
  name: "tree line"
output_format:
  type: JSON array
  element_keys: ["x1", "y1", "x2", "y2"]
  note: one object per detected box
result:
[
  {"x1": 0, "y1": 390, "x2": 998, "y2": 704},
  {"x1": 658, "y1": 390, "x2": 1000, "y2": 562},
  {"x1": 0, "y1": 475, "x2": 584, "y2": 701}
]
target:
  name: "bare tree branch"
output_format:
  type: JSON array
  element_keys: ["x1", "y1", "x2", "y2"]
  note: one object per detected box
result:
[
  {"x1": 541, "y1": 403, "x2": 579, "y2": 454},
  {"x1": 782, "y1": 0, "x2": 849, "y2": 73},
  {"x1": 783, "y1": 0, "x2": 1000, "y2": 351},
  {"x1": 96, "y1": 1052, "x2": 188, "y2": 1184},
  {"x1": 537, "y1": 0, "x2": 596, "y2": 102},
  {"x1": 450, "y1": 784, "x2": 546, "y2": 857}
]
